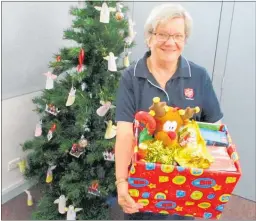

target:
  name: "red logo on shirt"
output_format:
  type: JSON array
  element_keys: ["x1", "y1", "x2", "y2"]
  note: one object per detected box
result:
[{"x1": 184, "y1": 88, "x2": 194, "y2": 100}]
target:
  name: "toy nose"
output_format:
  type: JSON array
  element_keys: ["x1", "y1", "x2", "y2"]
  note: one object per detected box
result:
[{"x1": 168, "y1": 131, "x2": 176, "y2": 140}]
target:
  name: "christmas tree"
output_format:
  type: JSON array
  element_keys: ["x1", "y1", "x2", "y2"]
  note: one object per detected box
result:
[{"x1": 22, "y1": 1, "x2": 136, "y2": 219}]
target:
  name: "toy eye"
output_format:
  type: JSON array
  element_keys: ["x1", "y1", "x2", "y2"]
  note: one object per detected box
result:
[{"x1": 163, "y1": 121, "x2": 177, "y2": 132}]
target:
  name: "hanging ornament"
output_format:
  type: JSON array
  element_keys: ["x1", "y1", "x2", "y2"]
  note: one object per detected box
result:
[
  {"x1": 43, "y1": 72, "x2": 57, "y2": 90},
  {"x1": 115, "y1": 3, "x2": 124, "y2": 21},
  {"x1": 25, "y1": 190, "x2": 33, "y2": 206},
  {"x1": 88, "y1": 180, "x2": 101, "y2": 196},
  {"x1": 34, "y1": 120, "x2": 42, "y2": 137},
  {"x1": 64, "y1": 205, "x2": 82, "y2": 221},
  {"x1": 81, "y1": 82, "x2": 87, "y2": 91},
  {"x1": 47, "y1": 124, "x2": 57, "y2": 141},
  {"x1": 18, "y1": 159, "x2": 26, "y2": 173},
  {"x1": 46, "y1": 165, "x2": 57, "y2": 183},
  {"x1": 103, "y1": 149, "x2": 115, "y2": 161},
  {"x1": 104, "y1": 52, "x2": 118, "y2": 72},
  {"x1": 96, "y1": 101, "x2": 115, "y2": 117},
  {"x1": 69, "y1": 135, "x2": 88, "y2": 158},
  {"x1": 56, "y1": 55, "x2": 61, "y2": 62},
  {"x1": 94, "y1": 2, "x2": 116, "y2": 24},
  {"x1": 79, "y1": 135, "x2": 88, "y2": 148},
  {"x1": 66, "y1": 86, "x2": 76, "y2": 106},
  {"x1": 104, "y1": 120, "x2": 117, "y2": 139},
  {"x1": 77, "y1": 49, "x2": 85, "y2": 72},
  {"x1": 123, "y1": 50, "x2": 132, "y2": 68},
  {"x1": 54, "y1": 195, "x2": 68, "y2": 214},
  {"x1": 45, "y1": 104, "x2": 60, "y2": 116}
]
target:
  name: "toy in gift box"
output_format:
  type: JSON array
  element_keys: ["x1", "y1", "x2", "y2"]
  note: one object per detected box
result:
[{"x1": 128, "y1": 97, "x2": 242, "y2": 219}]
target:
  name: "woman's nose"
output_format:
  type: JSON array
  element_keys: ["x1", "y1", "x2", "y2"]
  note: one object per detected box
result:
[{"x1": 164, "y1": 36, "x2": 176, "y2": 45}]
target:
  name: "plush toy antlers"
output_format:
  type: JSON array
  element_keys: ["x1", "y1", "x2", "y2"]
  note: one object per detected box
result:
[
  {"x1": 149, "y1": 97, "x2": 200, "y2": 123},
  {"x1": 149, "y1": 97, "x2": 167, "y2": 118},
  {"x1": 179, "y1": 106, "x2": 200, "y2": 124}
]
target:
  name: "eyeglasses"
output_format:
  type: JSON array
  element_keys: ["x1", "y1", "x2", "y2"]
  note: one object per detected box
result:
[{"x1": 151, "y1": 32, "x2": 185, "y2": 43}]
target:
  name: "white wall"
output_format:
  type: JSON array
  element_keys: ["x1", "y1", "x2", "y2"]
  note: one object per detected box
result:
[{"x1": 2, "y1": 92, "x2": 41, "y2": 198}]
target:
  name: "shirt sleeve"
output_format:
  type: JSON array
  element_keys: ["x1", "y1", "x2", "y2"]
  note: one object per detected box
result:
[
  {"x1": 201, "y1": 71, "x2": 224, "y2": 123},
  {"x1": 115, "y1": 70, "x2": 135, "y2": 123}
]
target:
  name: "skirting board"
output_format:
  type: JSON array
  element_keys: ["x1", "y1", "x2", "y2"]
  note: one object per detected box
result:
[{"x1": 2, "y1": 179, "x2": 37, "y2": 204}]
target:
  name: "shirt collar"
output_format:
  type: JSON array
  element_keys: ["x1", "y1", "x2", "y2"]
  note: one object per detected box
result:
[{"x1": 134, "y1": 51, "x2": 191, "y2": 79}]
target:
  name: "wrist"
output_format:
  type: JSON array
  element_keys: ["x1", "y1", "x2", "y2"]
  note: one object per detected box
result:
[{"x1": 115, "y1": 178, "x2": 128, "y2": 186}]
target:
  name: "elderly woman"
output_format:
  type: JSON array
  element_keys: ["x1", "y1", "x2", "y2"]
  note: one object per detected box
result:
[{"x1": 114, "y1": 3, "x2": 223, "y2": 220}]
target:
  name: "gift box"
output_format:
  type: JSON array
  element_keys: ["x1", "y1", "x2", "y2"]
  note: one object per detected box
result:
[{"x1": 128, "y1": 121, "x2": 242, "y2": 219}]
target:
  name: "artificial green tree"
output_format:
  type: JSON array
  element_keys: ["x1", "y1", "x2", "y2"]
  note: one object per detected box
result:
[{"x1": 22, "y1": 1, "x2": 135, "y2": 219}]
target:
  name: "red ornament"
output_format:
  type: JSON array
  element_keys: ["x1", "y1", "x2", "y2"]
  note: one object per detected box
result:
[
  {"x1": 56, "y1": 56, "x2": 61, "y2": 62},
  {"x1": 77, "y1": 49, "x2": 85, "y2": 72}
]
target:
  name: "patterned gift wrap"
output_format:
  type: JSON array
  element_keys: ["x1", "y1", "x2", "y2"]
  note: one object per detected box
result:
[{"x1": 128, "y1": 122, "x2": 242, "y2": 219}]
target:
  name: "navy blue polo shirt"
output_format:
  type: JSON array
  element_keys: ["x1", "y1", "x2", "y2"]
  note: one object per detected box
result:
[{"x1": 115, "y1": 51, "x2": 223, "y2": 123}]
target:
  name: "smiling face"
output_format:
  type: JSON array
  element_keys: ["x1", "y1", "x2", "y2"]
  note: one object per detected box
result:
[{"x1": 148, "y1": 17, "x2": 186, "y2": 63}]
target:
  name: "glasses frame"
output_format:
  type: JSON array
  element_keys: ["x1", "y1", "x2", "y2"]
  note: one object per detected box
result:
[{"x1": 150, "y1": 32, "x2": 186, "y2": 43}]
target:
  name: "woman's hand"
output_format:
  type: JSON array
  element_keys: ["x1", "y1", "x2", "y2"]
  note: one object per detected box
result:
[{"x1": 117, "y1": 181, "x2": 143, "y2": 214}]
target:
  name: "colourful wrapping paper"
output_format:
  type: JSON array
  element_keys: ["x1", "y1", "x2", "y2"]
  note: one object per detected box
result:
[{"x1": 128, "y1": 122, "x2": 242, "y2": 219}]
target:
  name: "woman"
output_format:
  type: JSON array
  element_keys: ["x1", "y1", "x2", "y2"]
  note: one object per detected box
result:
[{"x1": 114, "y1": 3, "x2": 223, "y2": 220}]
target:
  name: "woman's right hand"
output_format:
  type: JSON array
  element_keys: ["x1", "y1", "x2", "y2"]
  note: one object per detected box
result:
[{"x1": 117, "y1": 181, "x2": 143, "y2": 214}]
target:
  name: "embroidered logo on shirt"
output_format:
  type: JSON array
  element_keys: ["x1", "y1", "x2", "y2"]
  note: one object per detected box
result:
[{"x1": 184, "y1": 88, "x2": 194, "y2": 100}]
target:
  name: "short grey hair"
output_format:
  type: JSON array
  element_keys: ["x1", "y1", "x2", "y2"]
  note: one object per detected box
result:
[{"x1": 144, "y1": 3, "x2": 193, "y2": 43}]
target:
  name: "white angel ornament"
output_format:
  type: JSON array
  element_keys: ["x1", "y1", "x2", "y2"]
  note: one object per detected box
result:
[
  {"x1": 96, "y1": 101, "x2": 115, "y2": 117},
  {"x1": 54, "y1": 195, "x2": 68, "y2": 214},
  {"x1": 104, "y1": 52, "x2": 117, "y2": 72},
  {"x1": 65, "y1": 205, "x2": 83, "y2": 220},
  {"x1": 43, "y1": 72, "x2": 57, "y2": 89},
  {"x1": 95, "y1": 2, "x2": 116, "y2": 24}
]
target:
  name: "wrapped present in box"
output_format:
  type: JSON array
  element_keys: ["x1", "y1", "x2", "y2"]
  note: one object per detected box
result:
[
  {"x1": 128, "y1": 97, "x2": 242, "y2": 219},
  {"x1": 198, "y1": 122, "x2": 230, "y2": 147}
]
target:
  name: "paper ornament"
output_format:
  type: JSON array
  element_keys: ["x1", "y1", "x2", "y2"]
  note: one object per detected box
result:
[
  {"x1": 46, "y1": 165, "x2": 57, "y2": 183},
  {"x1": 104, "y1": 120, "x2": 117, "y2": 139},
  {"x1": 94, "y1": 2, "x2": 116, "y2": 24},
  {"x1": 103, "y1": 150, "x2": 115, "y2": 161},
  {"x1": 25, "y1": 190, "x2": 33, "y2": 206},
  {"x1": 69, "y1": 143, "x2": 85, "y2": 158},
  {"x1": 18, "y1": 159, "x2": 26, "y2": 173},
  {"x1": 66, "y1": 87, "x2": 76, "y2": 106},
  {"x1": 96, "y1": 101, "x2": 115, "y2": 117},
  {"x1": 104, "y1": 52, "x2": 117, "y2": 72},
  {"x1": 45, "y1": 104, "x2": 60, "y2": 116},
  {"x1": 54, "y1": 195, "x2": 68, "y2": 214},
  {"x1": 77, "y1": 49, "x2": 85, "y2": 73},
  {"x1": 124, "y1": 51, "x2": 132, "y2": 67},
  {"x1": 79, "y1": 135, "x2": 88, "y2": 148},
  {"x1": 65, "y1": 205, "x2": 82, "y2": 221},
  {"x1": 34, "y1": 120, "x2": 42, "y2": 137},
  {"x1": 88, "y1": 180, "x2": 101, "y2": 196},
  {"x1": 47, "y1": 124, "x2": 57, "y2": 141},
  {"x1": 43, "y1": 72, "x2": 57, "y2": 89}
]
